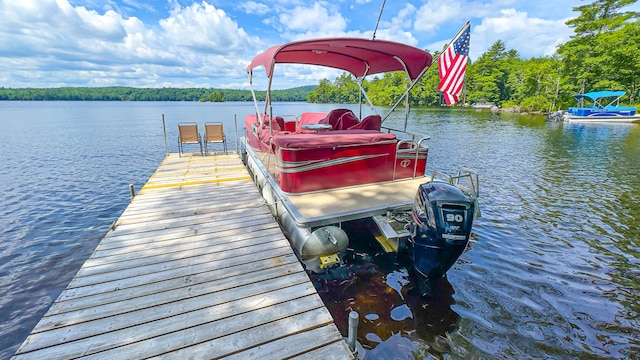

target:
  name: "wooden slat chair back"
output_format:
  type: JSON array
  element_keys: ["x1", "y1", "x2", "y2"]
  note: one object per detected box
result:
[
  {"x1": 178, "y1": 122, "x2": 203, "y2": 157},
  {"x1": 203, "y1": 122, "x2": 227, "y2": 155}
]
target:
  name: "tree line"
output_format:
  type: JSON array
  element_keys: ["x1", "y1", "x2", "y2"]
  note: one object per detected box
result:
[
  {"x1": 1, "y1": 0, "x2": 636, "y2": 112},
  {"x1": 309, "y1": 0, "x2": 639, "y2": 112},
  {"x1": 0, "y1": 86, "x2": 314, "y2": 102}
]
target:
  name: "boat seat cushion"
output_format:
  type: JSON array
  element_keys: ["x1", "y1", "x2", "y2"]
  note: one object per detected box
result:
[
  {"x1": 272, "y1": 130, "x2": 396, "y2": 149},
  {"x1": 263, "y1": 115, "x2": 285, "y2": 131},
  {"x1": 335, "y1": 111, "x2": 360, "y2": 130},
  {"x1": 348, "y1": 115, "x2": 381, "y2": 131},
  {"x1": 297, "y1": 112, "x2": 328, "y2": 132},
  {"x1": 245, "y1": 114, "x2": 285, "y2": 131},
  {"x1": 319, "y1": 109, "x2": 352, "y2": 129}
]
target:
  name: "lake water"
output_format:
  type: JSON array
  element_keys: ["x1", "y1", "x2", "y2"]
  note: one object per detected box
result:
[{"x1": 1, "y1": 101, "x2": 638, "y2": 359}]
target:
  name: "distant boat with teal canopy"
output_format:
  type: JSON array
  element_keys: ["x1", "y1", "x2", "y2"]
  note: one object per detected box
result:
[{"x1": 564, "y1": 90, "x2": 640, "y2": 123}]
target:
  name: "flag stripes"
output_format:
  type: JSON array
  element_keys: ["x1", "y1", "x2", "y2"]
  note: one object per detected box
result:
[{"x1": 438, "y1": 22, "x2": 470, "y2": 105}]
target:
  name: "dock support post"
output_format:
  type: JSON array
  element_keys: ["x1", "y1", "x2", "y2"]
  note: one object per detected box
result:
[
  {"x1": 162, "y1": 114, "x2": 169, "y2": 155},
  {"x1": 129, "y1": 184, "x2": 135, "y2": 201},
  {"x1": 347, "y1": 311, "x2": 359, "y2": 352},
  {"x1": 234, "y1": 113, "x2": 239, "y2": 155}
]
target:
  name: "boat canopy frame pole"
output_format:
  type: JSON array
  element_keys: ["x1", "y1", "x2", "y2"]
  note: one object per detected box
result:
[
  {"x1": 263, "y1": 59, "x2": 280, "y2": 138},
  {"x1": 355, "y1": 64, "x2": 379, "y2": 117},
  {"x1": 265, "y1": 59, "x2": 276, "y2": 136},
  {"x1": 356, "y1": 80, "x2": 379, "y2": 115},
  {"x1": 395, "y1": 54, "x2": 413, "y2": 131},
  {"x1": 381, "y1": 62, "x2": 429, "y2": 132},
  {"x1": 404, "y1": 92, "x2": 410, "y2": 132},
  {"x1": 355, "y1": 63, "x2": 375, "y2": 118},
  {"x1": 248, "y1": 71, "x2": 262, "y2": 127},
  {"x1": 602, "y1": 95, "x2": 623, "y2": 108},
  {"x1": 358, "y1": 87, "x2": 363, "y2": 118}
]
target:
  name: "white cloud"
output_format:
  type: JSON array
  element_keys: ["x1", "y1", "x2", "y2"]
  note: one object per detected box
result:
[
  {"x1": 0, "y1": 0, "x2": 133, "y2": 72},
  {"x1": 121, "y1": 0, "x2": 155, "y2": 12},
  {"x1": 279, "y1": 2, "x2": 347, "y2": 33},
  {"x1": 394, "y1": 3, "x2": 417, "y2": 29},
  {"x1": 472, "y1": 9, "x2": 573, "y2": 58},
  {"x1": 239, "y1": 1, "x2": 272, "y2": 16},
  {"x1": 160, "y1": 2, "x2": 255, "y2": 54},
  {"x1": 0, "y1": 0, "x2": 605, "y2": 88},
  {"x1": 414, "y1": 0, "x2": 463, "y2": 35},
  {"x1": 0, "y1": 0, "x2": 258, "y2": 87},
  {"x1": 368, "y1": 3, "x2": 419, "y2": 45}
]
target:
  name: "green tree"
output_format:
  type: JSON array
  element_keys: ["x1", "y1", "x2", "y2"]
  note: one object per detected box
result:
[
  {"x1": 558, "y1": 0, "x2": 639, "y2": 100},
  {"x1": 412, "y1": 53, "x2": 442, "y2": 106},
  {"x1": 308, "y1": 79, "x2": 334, "y2": 103},
  {"x1": 466, "y1": 40, "x2": 509, "y2": 105},
  {"x1": 506, "y1": 56, "x2": 563, "y2": 111}
]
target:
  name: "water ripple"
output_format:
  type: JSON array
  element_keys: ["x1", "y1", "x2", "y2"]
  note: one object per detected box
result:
[{"x1": 1, "y1": 104, "x2": 639, "y2": 359}]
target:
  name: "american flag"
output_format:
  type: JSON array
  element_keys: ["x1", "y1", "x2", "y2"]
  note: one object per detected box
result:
[{"x1": 438, "y1": 22, "x2": 470, "y2": 105}]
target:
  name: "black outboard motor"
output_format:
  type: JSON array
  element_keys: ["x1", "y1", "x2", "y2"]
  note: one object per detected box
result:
[{"x1": 408, "y1": 181, "x2": 476, "y2": 285}]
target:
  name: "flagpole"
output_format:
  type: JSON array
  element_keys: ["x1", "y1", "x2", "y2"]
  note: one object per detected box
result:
[{"x1": 440, "y1": 20, "x2": 470, "y2": 53}]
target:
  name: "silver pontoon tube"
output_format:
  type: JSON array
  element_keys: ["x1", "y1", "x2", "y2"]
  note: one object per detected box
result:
[{"x1": 244, "y1": 146, "x2": 349, "y2": 272}]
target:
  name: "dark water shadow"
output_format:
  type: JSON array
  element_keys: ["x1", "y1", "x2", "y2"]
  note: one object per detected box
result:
[{"x1": 308, "y1": 219, "x2": 461, "y2": 359}]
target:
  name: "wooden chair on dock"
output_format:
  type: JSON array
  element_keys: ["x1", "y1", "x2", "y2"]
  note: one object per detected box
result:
[
  {"x1": 203, "y1": 122, "x2": 227, "y2": 155},
  {"x1": 178, "y1": 123, "x2": 203, "y2": 157}
]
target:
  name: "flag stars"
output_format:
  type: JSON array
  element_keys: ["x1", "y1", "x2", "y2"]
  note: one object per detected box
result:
[{"x1": 454, "y1": 28, "x2": 470, "y2": 56}]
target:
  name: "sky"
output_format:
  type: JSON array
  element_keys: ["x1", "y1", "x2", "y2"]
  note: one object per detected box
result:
[{"x1": 0, "y1": 0, "x2": 636, "y2": 90}]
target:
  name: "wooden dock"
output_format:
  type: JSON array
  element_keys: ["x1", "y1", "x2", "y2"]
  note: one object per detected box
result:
[{"x1": 13, "y1": 153, "x2": 353, "y2": 359}]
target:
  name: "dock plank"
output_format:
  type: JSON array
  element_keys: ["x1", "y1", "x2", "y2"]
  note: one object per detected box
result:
[
  {"x1": 51, "y1": 254, "x2": 300, "y2": 313},
  {"x1": 74, "y1": 236, "x2": 290, "y2": 278},
  {"x1": 95, "y1": 219, "x2": 281, "y2": 251},
  {"x1": 23, "y1": 284, "x2": 321, "y2": 359},
  {"x1": 13, "y1": 153, "x2": 353, "y2": 359},
  {"x1": 68, "y1": 246, "x2": 293, "y2": 289},
  {"x1": 220, "y1": 324, "x2": 349, "y2": 360},
  {"x1": 144, "y1": 306, "x2": 334, "y2": 359},
  {"x1": 29, "y1": 270, "x2": 311, "y2": 338},
  {"x1": 90, "y1": 226, "x2": 284, "y2": 260}
]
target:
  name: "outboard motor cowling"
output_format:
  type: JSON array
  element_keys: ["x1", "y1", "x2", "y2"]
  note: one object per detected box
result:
[{"x1": 409, "y1": 181, "x2": 475, "y2": 282}]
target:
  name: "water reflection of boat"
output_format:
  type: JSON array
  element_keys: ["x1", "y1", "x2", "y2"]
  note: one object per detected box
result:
[
  {"x1": 309, "y1": 226, "x2": 460, "y2": 356},
  {"x1": 243, "y1": 38, "x2": 480, "y2": 286},
  {"x1": 564, "y1": 91, "x2": 640, "y2": 123}
]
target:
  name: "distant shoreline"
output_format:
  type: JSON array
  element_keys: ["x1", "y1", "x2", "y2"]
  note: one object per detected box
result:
[{"x1": 0, "y1": 86, "x2": 315, "y2": 102}]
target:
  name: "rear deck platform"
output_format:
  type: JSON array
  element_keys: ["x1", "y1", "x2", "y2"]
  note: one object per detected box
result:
[
  {"x1": 285, "y1": 177, "x2": 428, "y2": 227},
  {"x1": 13, "y1": 153, "x2": 353, "y2": 359}
]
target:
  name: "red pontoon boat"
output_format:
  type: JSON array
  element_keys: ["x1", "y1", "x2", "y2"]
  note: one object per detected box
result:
[{"x1": 242, "y1": 38, "x2": 480, "y2": 284}]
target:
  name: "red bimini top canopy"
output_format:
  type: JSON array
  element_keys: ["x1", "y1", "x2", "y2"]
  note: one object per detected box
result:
[{"x1": 247, "y1": 38, "x2": 433, "y2": 81}]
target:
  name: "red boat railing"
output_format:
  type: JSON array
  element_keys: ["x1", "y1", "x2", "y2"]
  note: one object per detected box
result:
[{"x1": 393, "y1": 138, "x2": 429, "y2": 180}]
